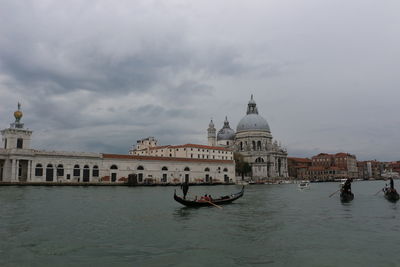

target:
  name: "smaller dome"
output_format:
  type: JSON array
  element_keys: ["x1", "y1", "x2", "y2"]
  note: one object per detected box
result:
[
  {"x1": 217, "y1": 116, "x2": 235, "y2": 141},
  {"x1": 217, "y1": 128, "x2": 235, "y2": 141}
]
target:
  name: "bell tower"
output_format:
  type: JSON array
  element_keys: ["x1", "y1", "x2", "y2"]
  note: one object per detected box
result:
[
  {"x1": 1, "y1": 103, "x2": 33, "y2": 150},
  {"x1": 207, "y1": 119, "x2": 216, "y2": 146}
]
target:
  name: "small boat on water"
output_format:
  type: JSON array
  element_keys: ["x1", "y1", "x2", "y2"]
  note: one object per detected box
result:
[
  {"x1": 383, "y1": 188, "x2": 399, "y2": 202},
  {"x1": 174, "y1": 186, "x2": 244, "y2": 207},
  {"x1": 340, "y1": 190, "x2": 354, "y2": 202},
  {"x1": 298, "y1": 181, "x2": 310, "y2": 189}
]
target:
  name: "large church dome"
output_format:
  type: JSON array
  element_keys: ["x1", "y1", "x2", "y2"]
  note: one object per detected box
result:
[{"x1": 236, "y1": 95, "x2": 270, "y2": 133}]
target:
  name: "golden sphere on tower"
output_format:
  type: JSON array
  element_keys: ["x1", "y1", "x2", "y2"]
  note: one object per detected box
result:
[{"x1": 14, "y1": 110, "x2": 23, "y2": 120}]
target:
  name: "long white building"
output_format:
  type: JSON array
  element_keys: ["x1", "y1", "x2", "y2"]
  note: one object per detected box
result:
[{"x1": 0, "y1": 104, "x2": 235, "y2": 184}]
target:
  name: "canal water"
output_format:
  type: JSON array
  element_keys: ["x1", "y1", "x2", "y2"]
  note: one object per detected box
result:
[{"x1": 1, "y1": 181, "x2": 399, "y2": 266}]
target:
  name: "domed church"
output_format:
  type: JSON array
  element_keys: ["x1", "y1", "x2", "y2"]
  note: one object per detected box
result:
[{"x1": 207, "y1": 95, "x2": 288, "y2": 180}]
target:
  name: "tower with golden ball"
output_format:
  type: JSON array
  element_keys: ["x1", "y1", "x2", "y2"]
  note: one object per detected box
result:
[{"x1": 1, "y1": 103, "x2": 33, "y2": 150}]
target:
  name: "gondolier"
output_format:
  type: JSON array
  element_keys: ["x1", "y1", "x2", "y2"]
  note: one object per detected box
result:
[
  {"x1": 340, "y1": 178, "x2": 354, "y2": 202},
  {"x1": 181, "y1": 181, "x2": 189, "y2": 199},
  {"x1": 383, "y1": 178, "x2": 399, "y2": 202}
]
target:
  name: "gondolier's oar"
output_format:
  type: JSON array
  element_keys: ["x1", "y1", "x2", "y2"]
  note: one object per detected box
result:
[
  {"x1": 206, "y1": 200, "x2": 223, "y2": 209},
  {"x1": 329, "y1": 189, "x2": 341, "y2": 197},
  {"x1": 374, "y1": 188, "x2": 384, "y2": 196}
]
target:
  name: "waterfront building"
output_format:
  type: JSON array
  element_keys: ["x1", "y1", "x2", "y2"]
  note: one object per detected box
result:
[
  {"x1": 308, "y1": 152, "x2": 358, "y2": 181},
  {"x1": 357, "y1": 160, "x2": 384, "y2": 179},
  {"x1": 208, "y1": 95, "x2": 288, "y2": 180},
  {"x1": 0, "y1": 104, "x2": 235, "y2": 184},
  {"x1": 287, "y1": 157, "x2": 312, "y2": 180}
]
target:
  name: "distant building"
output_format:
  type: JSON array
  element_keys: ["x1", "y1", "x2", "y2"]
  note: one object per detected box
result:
[
  {"x1": 0, "y1": 104, "x2": 235, "y2": 184},
  {"x1": 287, "y1": 157, "x2": 312, "y2": 180},
  {"x1": 357, "y1": 160, "x2": 382, "y2": 179},
  {"x1": 130, "y1": 137, "x2": 234, "y2": 161},
  {"x1": 308, "y1": 152, "x2": 358, "y2": 181}
]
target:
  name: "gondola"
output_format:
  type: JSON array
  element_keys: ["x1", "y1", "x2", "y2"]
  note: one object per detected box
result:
[
  {"x1": 174, "y1": 186, "x2": 244, "y2": 207},
  {"x1": 340, "y1": 190, "x2": 354, "y2": 202},
  {"x1": 384, "y1": 189, "x2": 399, "y2": 202}
]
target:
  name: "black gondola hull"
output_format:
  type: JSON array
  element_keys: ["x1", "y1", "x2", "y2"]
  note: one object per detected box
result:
[
  {"x1": 340, "y1": 192, "x2": 354, "y2": 202},
  {"x1": 174, "y1": 187, "x2": 244, "y2": 207},
  {"x1": 384, "y1": 191, "x2": 400, "y2": 202}
]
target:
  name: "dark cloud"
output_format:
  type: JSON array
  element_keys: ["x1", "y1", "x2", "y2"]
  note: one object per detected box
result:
[{"x1": 1, "y1": 0, "x2": 400, "y2": 161}]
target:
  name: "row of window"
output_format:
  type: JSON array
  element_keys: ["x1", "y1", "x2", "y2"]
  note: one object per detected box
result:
[
  {"x1": 154, "y1": 148, "x2": 231, "y2": 154},
  {"x1": 34, "y1": 164, "x2": 229, "y2": 177},
  {"x1": 35, "y1": 164, "x2": 99, "y2": 177}
]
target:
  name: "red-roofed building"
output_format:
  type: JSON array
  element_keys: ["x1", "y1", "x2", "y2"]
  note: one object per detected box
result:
[
  {"x1": 130, "y1": 137, "x2": 234, "y2": 161},
  {"x1": 287, "y1": 157, "x2": 312, "y2": 180},
  {"x1": 307, "y1": 152, "x2": 358, "y2": 181}
]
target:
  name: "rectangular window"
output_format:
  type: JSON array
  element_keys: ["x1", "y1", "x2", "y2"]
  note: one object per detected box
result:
[
  {"x1": 57, "y1": 168, "x2": 64, "y2": 177},
  {"x1": 4, "y1": 139, "x2": 7, "y2": 149},
  {"x1": 73, "y1": 168, "x2": 80, "y2": 177},
  {"x1": 16, "y1": 138, "x2": 23, "y2": 149},
  {"x1": 35, "y1": 168, "x2": 43, "y2": 177}
]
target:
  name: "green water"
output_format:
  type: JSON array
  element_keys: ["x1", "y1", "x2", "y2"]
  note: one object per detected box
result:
[{"x1": 1, "y1": 181, "x2": 399, "y2": 266}]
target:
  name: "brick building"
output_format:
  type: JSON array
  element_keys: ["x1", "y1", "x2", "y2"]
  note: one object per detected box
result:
[{"x1": 287, "y1": 157, "x2": 312, "y2": 180}]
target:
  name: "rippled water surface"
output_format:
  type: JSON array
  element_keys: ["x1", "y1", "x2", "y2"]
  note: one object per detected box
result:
[{"x1": 1, "y1": 181, "x2": 400, "y2": 266}]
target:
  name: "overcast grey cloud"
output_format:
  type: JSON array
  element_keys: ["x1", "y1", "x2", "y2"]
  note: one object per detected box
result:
[{"x1": 1, "y1": 0, "x2": 400, "y2": 161}]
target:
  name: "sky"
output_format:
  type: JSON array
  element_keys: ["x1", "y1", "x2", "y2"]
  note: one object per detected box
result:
[{"x1": 1, "y1": 0, "x2": 400, "y2": 161}]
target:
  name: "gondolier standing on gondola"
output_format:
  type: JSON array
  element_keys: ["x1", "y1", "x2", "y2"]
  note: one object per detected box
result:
[
  {"x1": 390, "y1": 178, "x2": 394, "y2": 191},
  {"x1": 342, "y1": 178, "x2": 352, "y2": 194},
  {"x1": 181, "y1": 181, "x2": 189, "y2": 199}
]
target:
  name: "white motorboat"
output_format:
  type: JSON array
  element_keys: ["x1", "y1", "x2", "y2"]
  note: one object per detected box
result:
[{"x1": 298, "y1": 181, "x2": 310, "y2": 189}]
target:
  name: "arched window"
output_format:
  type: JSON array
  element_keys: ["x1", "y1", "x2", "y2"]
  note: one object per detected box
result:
[
  {"x1": 35, "y1": 164, "x2": 43, "y2": 176},
  {"x1": 255, "y1": 157, "x2": 264, "y2": 163},
  {"x1": 223, "y1": 168, "x2": 228, "y2": 172},
  {"x1": 92, "y1": 165, "x2": 99, "y2": 177},
  {"x1": 204, "y1": 167, "x2": 210, "y2": 172},
  {"x1": 252, "y1": 141, "x2": 256, "y2": 150},
  {"x1": 73, "y1": 164, "x2": 80, "y2": 177},
  {"x1": 57, "y1": 164, "x2": 64, "y2": 177},
  {"x1": 184, "y1": 167, "x2": 190, "y2": 171},
  {"x1": 240, "y1": 142, "x2": 243, "y2": 150},
  {"x1": 162, "y1": 166, "x2": 168, "y2": 171},
  {"x1": 110, "y1": 165, "x2": 118, "y2": 170},
  {"x1": 137, "y1": 166, "x2": 144, "y2": 182},
  {"x1": 257, "y1": 141, "x2": 262, "y2": 150}
]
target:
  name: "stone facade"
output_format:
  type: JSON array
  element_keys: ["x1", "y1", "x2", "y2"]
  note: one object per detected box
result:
[
  {"x1": 208, "y1": 95, "x2": 288, "y2": 180},
  {"x1": 0, "y1": 104, "x2": 235, "y2": 184}
]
